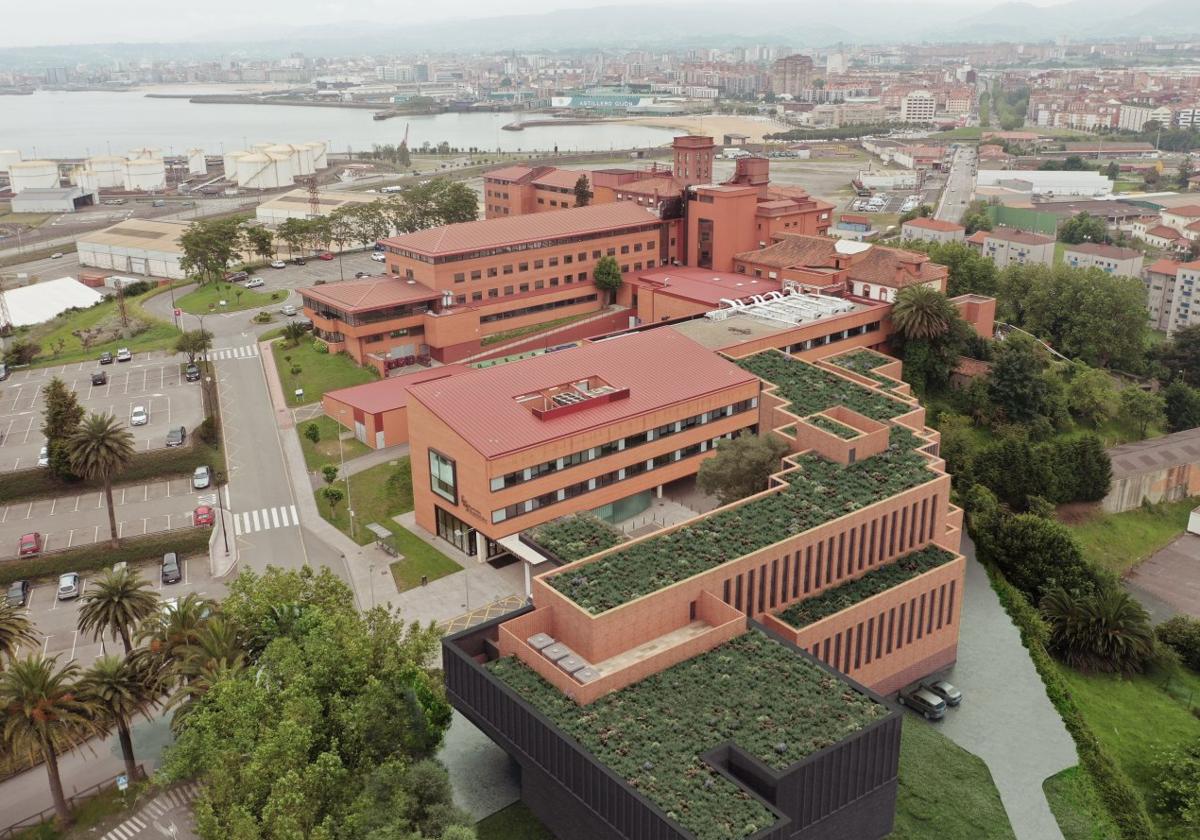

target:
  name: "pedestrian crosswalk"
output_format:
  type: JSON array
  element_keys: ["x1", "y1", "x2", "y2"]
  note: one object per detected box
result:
[
  {"x1": 233, "y1": 504, "x2": 301, "y2": 536},
  {"x1": 101, "y1": 781, "x2": 199, "y2": 840},
  {"x1": 203, "y1": 344, "x2": 260, "y2": 361}
]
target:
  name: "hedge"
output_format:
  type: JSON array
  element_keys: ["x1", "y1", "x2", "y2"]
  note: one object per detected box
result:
[
  {"x1": 983, "y1": 562, "x2": 1156, "y2": 840},
  {"x1": 0, "y1": 528, "x2": 210, "y2": 586}
]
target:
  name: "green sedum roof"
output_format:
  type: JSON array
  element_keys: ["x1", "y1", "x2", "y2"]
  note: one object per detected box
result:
[
  {"x1": 735, "y1": 350, "x2": 909, "y2": 421},
  {"x1": 827, "y1": 349, "x2": 904, "y2": 392}
]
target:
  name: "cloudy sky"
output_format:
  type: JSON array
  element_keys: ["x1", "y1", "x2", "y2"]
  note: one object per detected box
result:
[{"x1": 4, "y1": 0, "x2": 1068, "y2": 48}]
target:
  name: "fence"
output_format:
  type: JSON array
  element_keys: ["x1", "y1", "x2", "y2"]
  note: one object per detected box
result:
[{"x1": 0, "y1": 765, "x2": 146, "y2": 839}]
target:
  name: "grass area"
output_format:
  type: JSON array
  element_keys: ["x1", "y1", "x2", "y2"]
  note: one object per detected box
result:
[
  {"x1": 934, "y1": 127, "x2": 983, "y2": 140},
  {"x1": 475, "y1": 802, "x2": 555, "y2": 840},
  {"x1": 891, "y1": 716, "x2": 1015, "y2": 840},
  {"x1": 175, "y1": 281, "x2": 282, "y2": 315},
  {"x1": 1064, "y1": 496, "x2": 1197, "y2": 575},
  {"x1": 1044, "y1": 766, "x2": 1121, "y2": 840},
  {"x1": 0, "y1": 211, "x2": 52, "y2": 227},
  {"x1": 1054, "y1": 241, "x2": 1067, "y2": 265},
  {"x1": 387, "y1": 529, "x2": 462, "y2": 591},
  {"x1": 1060, "y1": 665, "x2": 1200, "y2": 839},
  {"x1": 23, "y1": 287, "x2": 180, "y2": 367},
  {"x1": 14, "y1": 780, "x2": 151, "y2": 839},
  {"x1": 296, "y1": 415, "x2": 370, "y2": 472},
  {"x1": 480, "y1": 310, "x2": 600, "y2": 347},
  {"x1": 271, "y1": 337, "x2": 377, "y2": 405}
]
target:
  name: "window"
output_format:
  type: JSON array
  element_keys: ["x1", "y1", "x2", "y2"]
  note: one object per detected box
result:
[
  {"x1": 519, "y1": 283, "x2": 529, "y2": 292},
  {"x1": 519, "y1": 262, "x2": 529, "y2": 272},
  {"x1": 472, "y1": 291, "x2": 482, "y2": 302},
  {"x1": 578, "y1": 270, "x2": 588, "y2": 281},
  {"x1": 578, "y1": 252, "x2": 587, "y2": 262},
  {"x1": 550, "y1": 277, "x2": 560, "y2": 286},
  {"x1": 470, "y1": 270, "x2": 482, "y2": 281},
  {"x1": 634, "y1": 262, "x2": 642, "y2": 271},
  {"x1": 537, "y1": 198, "x2": 545, "y2": 204},
  {"x1": 564, "y1": 274, "x2": 573, "y2": 283},
  {"x1": 592, "y1": 250, "x2": 601, "y2": 259},
  {"x1": 535, "y1": 280, "x2": 544, "y2": 289},
  {"x1": 503, "y1": 264, "x2": 513, "y2": 275},
  {"x1": 549, "y1": 257, "x2": 559, "y2": 267},
  {"x1": 429, "y1": 450, "x2": 457, "y2": 503},
  {"x1": 607, "y1": 247, "x2": 616, "y2": 256},
  {"x1": 456, "y1": 295, "x2": 466, "y2": 305},
  {"x1": 504, "y1": 285, "x2": 514, "y2": 296},
  {"x1": 620, "y1": 245, "x2": 630, "y2": 254},
  {"x1": 487, "y1": 267, "x2": 497, "y2": 278},
  {"x1": 534, "y1": 259, "x2": 544, "y2": 269},
  {"x1": 488, "y1": 288, "x2": 498, "y2": 298},
  {"x1": 634, "y1": 242, "x2": 643, "y2": 252},
  {"x1": 621, "y1": 264, "x2": 630, "y2": 273},
  {"x1": 453, "y1": 272, "x2": 465, "y2": 283}
]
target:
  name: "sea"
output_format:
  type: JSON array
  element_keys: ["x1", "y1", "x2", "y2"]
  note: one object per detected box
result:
[{"x1": 0, "y1": 88, "x2": 679, "y2": 159}]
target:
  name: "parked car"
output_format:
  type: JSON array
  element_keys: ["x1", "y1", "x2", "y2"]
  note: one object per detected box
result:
[
  {"x1": 116, "y1": 347, "x2": 132, "y2": 362},
  {"x1": 246, "y1": 277, "x2": 265, "y2": 289},
  {"x1": 6, "y1": 579, "x2": 30, "y2": 607},
  {"x1": 316, "y1": 252, "x2": 334, "y2": 261},
  {"x1": 0, "y1": 362, "x2": 8, "y2": 381},
  {"x1": 281, "y1": 304, "x2": 297, "y2": 317},
  {"x1": 192, "y1": 465, "x2": 212, "y2": 489},
  {"x1": 897, "y1": 686, "x2": 947, "y2": 721},
  {"x1": 193, "y1": 505, "x2": 215, "y2": 527},
  {"x1": 161, "y1": 552, "x2": 182, "y2": 585},
  {"x1": 370, "y1": 252, "x2": 386, "y2": 263},
  {"x1": 354, "y1": 271, "x2": 369, "y2": 279},
  {"x1": 130, "y1": 405, "x2": 149, "y2": 426},
  {"x1": 37, "y1": 445, "x2": 49, "y2": 468},
  {"x1": 165, "y1": 426, "x2": 186, "y2": 447},
  {"x1": 91, "y1": 370, "x2": 107, "y2": 386},
  {"x1": 50, "y1": 252, "x2": 63, "y2": 259},
  {"x1": 18, "y1": 532, "x2": 42, "y2": 557},
  {"x1": 224, "y1": 271, "x2": 249, "y2": 283},
  {"x1": 295, "y1": 317, "x2": 314, "y2": 331},
  {"x1": 99, "y1": 351, "x2": 114, "y2": 365},
  {"x1": 185, "y1": 363, "x2": 202, "y2": 382},
  {"x1": 57, "y1": 572, "x2": 80, "y2": 601},
  {"x1": 293, "y1": 257, "x2": 307, "y2": 266},
  {"x1": 921, "y1": 679, "x2": 963, "y2": 707},
  {"x1": 270, "y1": 260, "x2": 287, "y2": 269}
]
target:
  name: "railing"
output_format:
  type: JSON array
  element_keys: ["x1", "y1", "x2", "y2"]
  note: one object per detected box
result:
[{"x1": 0, "y1": 765, "x2": 146, "y2": 839}]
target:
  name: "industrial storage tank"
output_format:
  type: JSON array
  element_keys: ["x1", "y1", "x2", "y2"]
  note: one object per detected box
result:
[
  {"x1": 8, "y1": 160, "x2": 60, "y2": 194},
  {"x1": 187, "y1": 149, "x2": 207, "y2": 176},
  {"x1": 292, "y1": 144, "x2": 315, "y2": 176},
  {"x1": 222, "y1": 151, "x2": 248, "y2": 183},
  {"x1": 127, "y1": 147, "x2": 162, "y2": 160},
  {"x1": 236, "y1": 153, "x2": 279, "y2": 189},
  {"x1": 305, "y1": 141, "x2": 328, "y2": 170},
  {"x1": 124, "y1": 157, "x2": 166, "y2": 191},
  {"x1": 267, "y1": 144, "x2": 311, "y2": 177},
  {"x1": 0, "y1": 150, "x2": 22, "y2": 173},
  {"x1": 85, "y1": 155, "x2": 127, "y2": 188},
  {"x1": 72, "y1": 166, "x2": 100, "y2": 193}
]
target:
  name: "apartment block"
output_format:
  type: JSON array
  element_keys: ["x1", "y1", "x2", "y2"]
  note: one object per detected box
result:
[
  {"x1": 1144, "y1": 258, "x2": 1200, "y2": 336},
  {"x1": 1062, "y1": 242, "x2": 1144, "y2": 278},
  {"x1": 899, "y1": 90, "x2": 936, "y2": 124},
  {"x1": 967, "y1": 228, "x2": 1055, "y2": 268},
  {"x1": 901, "y1": 217, "x2": 966, "y2": 245}
]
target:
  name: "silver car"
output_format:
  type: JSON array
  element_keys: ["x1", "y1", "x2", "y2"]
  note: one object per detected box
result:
[
  {"x1": 57, "y1": 572, "x2": 80, "y2": 601},
  {"x1": 130, "y1": 405, "x2": 149, "y2": 426},
  {"x1": 192, "y1": 465, "x2": 212, "y2": 489}
]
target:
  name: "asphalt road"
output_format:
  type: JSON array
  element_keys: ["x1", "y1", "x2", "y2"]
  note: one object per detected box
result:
[{"x1": 936, "y1": 145, "x2": 977, "y2": 223}]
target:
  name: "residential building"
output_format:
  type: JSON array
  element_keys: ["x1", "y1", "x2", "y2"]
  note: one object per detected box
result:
[
  {"x1": 967, "y1": 228, "x2": 1055, "y2": 268},
  {"x1": 772, "y1": 53, "x2": 815, "y2": 97},
  {"x1": 899, "y1": 90, "x2": 936, "y2": 124},
  {"x1": 1161, "y1": 205, "x2": 1200, "y2": 240},
  {"x1": 901, "y1": 217, "x2": 966, "y2": 245},
  {"x1": 1062, "y1": 242, "x2": 1143, "y2": 277},
  {"x1": 1143, "y1": 258, "x2": 1200, "y2": 336}
]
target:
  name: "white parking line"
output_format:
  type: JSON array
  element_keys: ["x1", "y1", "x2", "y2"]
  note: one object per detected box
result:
[{"x1": 68, "y1": 631, "x2": 78, "y2": 661}]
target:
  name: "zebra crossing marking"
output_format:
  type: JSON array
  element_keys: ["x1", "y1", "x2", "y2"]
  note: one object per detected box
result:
[
  {"x1": 202, "y1": 345, "x2": 261, "y2": 362},
  {"x1": 232, "y1": 505, "x2": 301, "y2": 536}
]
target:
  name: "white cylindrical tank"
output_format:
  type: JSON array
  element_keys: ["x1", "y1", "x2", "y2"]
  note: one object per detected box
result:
[
  {"x1": 127, "y1": 147, "x2": 162, "y2": 160},
  {"x1": 236, "y1": 153, "x2": 275, "y2": 189},
  {"x1": 124, "y1": 157, "x2": 166, "y2": 191},
  {"x1": 187, "y1": 149, "x2": 207, "y2": 176},
  {"x1": 292, "y1": 144, "x2": 315, "y2": 176},
  {"x1": 305, "y1": 141, "x2": 328, "y2": 169},
  {"x1": 85, "y1": 155, "x2": 127, "y2": 188},
  {"x1": 8, "y1": 160, "x2": 59, "y2": 194},
  {"x1": 72, "y1": 166, "x2": 100, "y2": 193},
  {"x1": 252, "y1": 142, "x2": 273, "y2": 153},
  {"x1": 222, "y1": 151, "x2": 248, "y2": 183},
  {"x1": 0, "y1": 150, "x2": 22, "y2": 173},
  {"x1": 268, "y1": 151, "x2": 295, "y2": 186}
]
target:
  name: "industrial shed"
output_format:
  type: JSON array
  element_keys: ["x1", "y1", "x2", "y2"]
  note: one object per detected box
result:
[
  {"x1": 1, "y1": 277, "x2": 104, "y2": 329},
  {"x1": 75, "y1": 219, "x2": 191, "y2": 280}
]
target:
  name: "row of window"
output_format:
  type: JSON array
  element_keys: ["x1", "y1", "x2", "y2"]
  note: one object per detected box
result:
[
  {"x1": 777, "y1": 320, "x2": 882, "y2": 354},
  {"x1": 363, "y1": 325, "x2": 423, "y2": 344},
  {"x1": 490, "y1": 432, "x2": 740, "y2": 524},
  {"x1": 479, "y1": 293, "x2": 598, "y2": 324},
  {"x1": 389, "y1": 222, "x2": 663, "y2": 265},
  {"x1": 303, "y1": 299, "x2": 432, "y2": 327},
  {"x1": 490, "y1": 398, "x2": 758, "y2": 491},
  {"x1": 455, "y1": 273, "x2": 590, "y2": 304},
  {"x1": 451, "y1": 242, "x2": 655, "y2": 283}
]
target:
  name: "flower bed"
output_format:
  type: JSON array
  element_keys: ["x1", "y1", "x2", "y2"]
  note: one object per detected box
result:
[
  {"x1": 549, "y1": 427, "x2": 934, "y2": 614},
  {"x1": 736, "y1": 351, "x2": 907, "y2": 421},
  {"x1": 527, "y1": 514, "x2": 626, "y2": 563},
  {"x1": 807, "y1": 414, "x2": 859, "y2": 440},
  {"x1": 487, "y1": 628, "x2": 887, "y2": 840},
  {"x1": 777, "y1": 545, "x2": 956, "y2": 628}
]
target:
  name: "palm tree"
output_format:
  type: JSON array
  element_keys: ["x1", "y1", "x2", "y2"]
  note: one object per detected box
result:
[
  {"x1": 1041, "y1": 586, "x2": 1156, "y2": 674},
  {"x1": 175, "y1": 616, "x2": 245, "y2": 683},
  {"x1": 0, "y1": 602, "x2": 37, "y2": 667},
  {"x1": 79, "y1": 656, "x2": 157, "y2": 784},
  {"x1": 0, "y1": 656, "x2": 101, "y2": 826},
  {"x1": 891, "y1": 285, "x2": 959, "y2": 342},
  {"x1": 68, "y1": 413, "x2": 135, "y2": 549},
  {"x1": 166, "y1": 658, "x2": 246, "y2": 733},
  {"x1": 135, "y1": 593, "x2": 215, "y2": 693},
  {"x1": 78, "y1": 567, "x2": 159, "y2": 655}
]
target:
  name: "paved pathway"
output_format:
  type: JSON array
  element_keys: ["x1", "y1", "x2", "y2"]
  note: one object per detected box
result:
[
  {"x1": 936, "y1": 535, "x2": 1077, "y2": 840},
  {"x1": 1124, "y1": 533, "x2": 1200, "y2": 620},
  {"x1": 99, "y1": 782, "x2": 199, "y2": 840}
]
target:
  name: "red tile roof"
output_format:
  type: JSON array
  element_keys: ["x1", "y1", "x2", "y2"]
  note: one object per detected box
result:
[
  {"x1": 734, "y1": 234, "x2": 947, "y2": 289},
  {"x1": 839, "y1": 214, "x2": 871, "y2": 225},
  {"x1": 325, "y1": 365, "x2": 467, "y2": 414},
  {"x1": 1146, "y1": 258, "x2": 1182, "y2": 275},
  {"x1": 1165, "y1": 204, "x2": 1200, "y2": 218},
  {"x1": 300, "y1": 275, "x2": 441, "y2": 312},
  {"x1": 985, "y1": 228, "x2": 1055, "y2": 246},
  {"x1": 966, "y1": 230, "x2": 990, "y2": 245},
  {"x1": 1146, "y1": 225, "x2": 1184, "y2": 239},
  {"x1": 383, "y1": 203, "x2": 661, "y2": 257},
  {"x1": 1064, "y1": 242, "x2": 1142, "y2": 260},
  {"x1": 533, "y1": 169, "x2": 586, "y2": 189},
  {"x1": 634, "y1": 268, "x2": 782, "y2": 306},
  {"x1": 903, "y1": 217, "x2": 966, "y2": 233},
  {"x1": 484, "y1": 165, "x2": 536, "y2": 183},
  {"x1": 406, "y1": 330, "x2": 758, "y2": 458}
]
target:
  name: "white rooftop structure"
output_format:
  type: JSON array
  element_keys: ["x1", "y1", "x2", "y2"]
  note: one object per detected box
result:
[
  {"x1": 2, "y1": 277, "x2": 105, "y2": 329},
  {"x1": 976, "y1": 169, "x2": 1112, "y2": 197},
  {"x1": 704, "y1": 289, "x2": 856, "y2": 328}
]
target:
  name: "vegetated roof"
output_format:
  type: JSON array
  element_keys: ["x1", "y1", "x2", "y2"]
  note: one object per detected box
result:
[
  {"x1": 1064, "y1": 242, "x2": 1142, "y2": 260},
  {"x1": 526, "y1": 514, "x2": 626, "y2": 563},
  {"x1": 737, "y1": 350, "x2": 910, "y2": 422},
  {"x1": 777, "y1": 544, "x2": 956, "y2": 628},
  {"x1": 902, "y1": 217, "x2": 965, "y2": 233},
  {"x1": 406, "y1": 330, "x2": 760, "y2": 458},
  {"x1": 549, "y1": 426, "x2": 933, "y2": 613},
  {"x1": 487, "y1": 628, "x2": 888, "y2": 840},
  {"x1": 324, "y1": 365, "x2": 467, "y2": 414},
  {"x1": 300, "y1": 275, "x2": 441, "y2": 312},
  {"x1": 826, "y1": 349, "x2": 902, "y2": 392},
  {"x1": 383, "y1": 202, "x2": 661, "y2": 256}
]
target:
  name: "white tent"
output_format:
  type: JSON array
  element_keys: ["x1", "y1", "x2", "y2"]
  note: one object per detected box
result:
[{"x1": 3, "y1": 277, "x2": 105, "y2": 329}]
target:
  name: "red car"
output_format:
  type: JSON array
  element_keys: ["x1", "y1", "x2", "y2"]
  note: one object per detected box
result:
[
  {"x1": 316, "y1": 252, "x2": 334, "y2": 261},
  {"x1": 193, "y1": 505, "x2": 215, "y2": 527},
  {"x1": 18, "y1": 532, "x2": 42, "y2": 557}
]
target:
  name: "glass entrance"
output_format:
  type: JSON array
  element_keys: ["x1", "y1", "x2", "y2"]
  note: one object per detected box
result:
[{"x1": 435, "y1": 506, "x2": 476, "y2": 556}]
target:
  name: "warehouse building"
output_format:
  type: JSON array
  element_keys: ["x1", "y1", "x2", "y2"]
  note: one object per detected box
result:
[{"x1": 75, "y1": 219, "x2": 192, "y2": 279}]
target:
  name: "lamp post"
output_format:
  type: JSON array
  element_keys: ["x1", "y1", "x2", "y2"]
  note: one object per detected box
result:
[{"x1": 338, "y1": 407, "x2": 354, "y2": 540}]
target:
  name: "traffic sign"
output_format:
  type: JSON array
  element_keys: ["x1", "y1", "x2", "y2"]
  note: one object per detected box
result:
[
  {"x1": 116, "y1": 774, "x2": 128, "y2": 791},
  {"x1": 174, "y1": 308, "x2": 181, "y2": 317}
]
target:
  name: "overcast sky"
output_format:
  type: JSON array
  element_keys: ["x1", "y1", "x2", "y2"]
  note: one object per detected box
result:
[{"x1": 4, "y1": 0, "x2": 1069, "y2": 49}]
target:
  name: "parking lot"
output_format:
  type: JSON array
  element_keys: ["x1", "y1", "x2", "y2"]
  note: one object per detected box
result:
[
  {"x1": 237, "y1": 250, "x2": 387, "y2": 293},
  {"x1": 0, "y1": 355, "x2": 205, "y2": 473},
  {"x1": 6, "y1": 553, "x2": 226, "y2": 670}
]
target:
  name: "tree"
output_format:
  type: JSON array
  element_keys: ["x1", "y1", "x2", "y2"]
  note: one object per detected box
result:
[
  {"x1": 0, "y1": 656, "x2": 101, "y2": 826},
  {"x1": 593, "y1": 255, "x2": 623, "y2": 305},
  {"x1": 41, "y1": 377, "x2": 85, "y2": 482},
  {"x1": 1119, "y1": 387, "x2": 1165, "y2": 439},
  {"x1": 322, "y1": 485, "x2": 345, "y2": 516},
  {"x1": 1156, "y1": 325, "x2": 1200, "y2": 387},
  {"x1": 241, "y1": 224, "x2": 275, "y2": 264},
  {"x1": 1104, "y1": 161, "x2": 1120, "y2": 180},
  {"x1": 1179, "y1": 156, "x2": 1194, "y2": 191},
  {"x1": 68, "y1": 413, "x2": 135, "y2": 548},
  {"x1": 1154, "y1": 739, "x2": 1200, "y2": 827},
  {"x1": 573, "y1": 175, "x2": 593, "y2": 207},
  {"x1": 922, "y1": 241, "x2": 998, "y2": 297},
  {"x1": 898, "y1": 204, "x2": 933, "y2": 224},
  {"x1": 697, "y1": 434, "x2": 788, "y2": 506},
  {"x1": 321, "y1": 464, "x2": 339, "y2": 485},
  {"x1": 327, "y1": 207, "x2": 358, "y2": 282},
  {"x1": 77, "y1": 566, "x2": 159, "y2": 654},
  {"x1": 1164, "y1": 379, "x2": 1200, "y2": 432},
  {"x1": 397, "y1": 141, "x2": 411, "y2": 169},
  {"x1": 276, "y1": 217, "x2": 310, "y2": 260},
  {"x1": 283, "y1": 320, "x2": 308, "y2": 347},
  {"x1": 1065, "y1": 365, "x2": 1117, "y2": 426},
  {"x1": 982, "y1": 513, "x2": 1101, "y2": 601},
  {"x1": 1040, "y1": 586, "x2": 1155, "y2": 674},
  {"x1": 0, "y1": 602, "x2": 37, "y2": 667},
  {"x1": 1058, "y1": 212, "x2": 1109, "y2": 245},
  {"x1": 1155, "y1": 615, "x2": 1200, "y2": 671},
  {"x1": 891, "y1": 285, "x2": 958, "y2": 341},
  {"x1": 1065, "y1": 434, "x2": 1112, "y2": 502},
  {"x1": 988, "y1": 334, "x2": 1049, "y2": 424},
  {"x1": 304, "y1": 422, "x2": 321, "y2": 444},
  {"x1": 345, "y1": 202, "x2": 392, "y2": 254},
  {"x1": 174, "y1": 329, "x2": 213, "y2": 364},
  {"x1": 436, "y1": 180, "x2": 479, "y2": 224},
  {"x1": 179, "y1": 216, "x2": 246, "y2": 285},
  {"x1": 80, "y1": 655, "x2": 157, "y2": 784},
  {"x1": 340, "y1": 759, "x2": 474, "y2": 840}
]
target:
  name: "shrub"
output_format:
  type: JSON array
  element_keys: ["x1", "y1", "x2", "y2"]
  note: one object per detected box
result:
[
  {"x1": 985, "y1": 513, "x2": 1104, "y2": 602},
  {"x1": 1040, "y1": 586, "x2": 1156, "y2": 675},
  {"x1": 1153, "y1": 739, "x2": 1200, "y2": 826},
  {"x1": 1156, "y1": 615, "x2": 1200, "y2": 672},
  {"x1": 304, "y1": 423, "x2": 321, "y2": 444},
  {"x1": 528, "y1": 514, "x2": 625, "y2": 563},
  {"x1": 196, "y1": 416, "x2": 220, "y2": 446},
  {"x1": 4, "y1": 340, "x2": 41, "y2": 365},
  {"x1": 0, "y1": 528, "x2": 210, "y2": 587}
]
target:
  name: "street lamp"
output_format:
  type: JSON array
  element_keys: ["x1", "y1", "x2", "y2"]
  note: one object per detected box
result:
[{"x1": 338, "y1": 407, "x2": 354, "y2": 540}]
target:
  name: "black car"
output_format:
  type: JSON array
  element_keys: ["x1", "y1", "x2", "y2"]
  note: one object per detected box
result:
[
  {"x1": 91, "y1": 371, "x2": 107, "y2": 386},
  {"x1": 354, "y1": 271, "x2": 369, "y2": 278},
  {"x1": 224, "y1": 270, "x2": 249, "y2": 283},
  {"x1": 293, "y1": 257, "x2": 307, "y2": 266},
  {"x1": 165, "y1": 426, "x2": 186, "y2": 447},
  {"x1": 921, "y1": 679, "x2": 963, "y2": 707},
  {"x1": 4, "y1": 579, "x2": 29, "y2": 607},
  {"x1": 898, "y1": 686, "x2": 947, "y2": 721},
  {"x1": 184, "y1": 363, "x2": 202, "y2": 382},
  {"x1": 161, "y1": 552, "x2": 182, "y2": 585},
  {"x1": 295, "y1": 317, "x2": 314, "y2": 332},
  {"x1": 99, "y1": 351, "x2": 114, "y2": 365}
]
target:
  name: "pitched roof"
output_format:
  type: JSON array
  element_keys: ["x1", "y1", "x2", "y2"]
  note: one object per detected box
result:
[
  {"x1": 903, "y1": 217, "x2": 965, "y2": 233},
  {"x1": 1164, "y1": 204, "x2": 1200, "y2": 218},
  {"x1": 383, "y1": 203, "x2": 661, "y2": 257},
  {"x1": 300, "y1": 275, "x2": 441, "y2": 313},
  {"x1": 634, "y1": 268, "x2": 782, "y2": 305},
  {"x1": 532, "y1": 169, "x2": 585, "y2": 189},
  {"x1": 1064, "y1": 242, "x2": 1142, "y2": 260},
  {"x1": 966, "y1": 230, "x2": 990, "y2": 245},
  {"x1": 734, "y1": 234, "x2": 947, "y2": 289},
  {"x1": 325, "y1": 365, "x2": 467, "y2": 414},
  {"x1": 406, "y1": 330, "x2": 758, "y2": 458},
  {"x1": 1147, "y1": 225, "x2": 1184, "y2": 239},
  {"x1": 1146, "y1": 258, "x2": 1182, "y2": 276},
  {"x1": 985, "y1": 228, "x2": 1055, "y2": 246},
  {"x1": 483, "y1": 165, "x2": 536, "y2": 183}
]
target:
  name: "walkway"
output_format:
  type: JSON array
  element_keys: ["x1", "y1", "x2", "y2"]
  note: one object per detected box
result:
[
  {"x1": 98, "y1": 782, "x2": 200, "y2": 840},
  {"x1": 1125, "y1": 533, "x2": 1200, "y2": 620},
  {"x1": 937, "y1": 535, "x2": 1077, "y2": 840}
]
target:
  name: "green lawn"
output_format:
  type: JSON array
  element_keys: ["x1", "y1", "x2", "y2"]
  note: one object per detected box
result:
[
  {"x1": 891, "y1": 716, "x2": 1015, "y2": 840},
  {"x1": 296, "y1": 415, "x2": 370, "y2": 472},
  {"x1": 15, "y1": 780, "x2": 151, "y2": 839},
  {"x1": 476, "y1": 802, "x2": 555, "y2": 840},
  {"x1": 481, "y1": 310, "x2": 600, "y2": 347},
  {"x1": 1054, "y1": 241, "x2": 1067, "y2": 265},
  {"x1": 271, "y1": 337, "x2": 378, "y2": 405},
  {"x1": 388, "y1": 528, "x2": 462, "y2": 591},
  {"x1": 175, "y1": 281, "x2": 282, "y2": 315},
  {"x1": 1065, "y1": 496, "x2": 1196, "y2": 576},
  {"x1": 23, "y1": 287, "x2": 181, "y2": 367},
  {"x1": 1044, "y1": 766, "x2": 1121, "y2": 840},
  {"x1": 1060, "y1": 665, "x2": 1200, "y2": 839}
]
